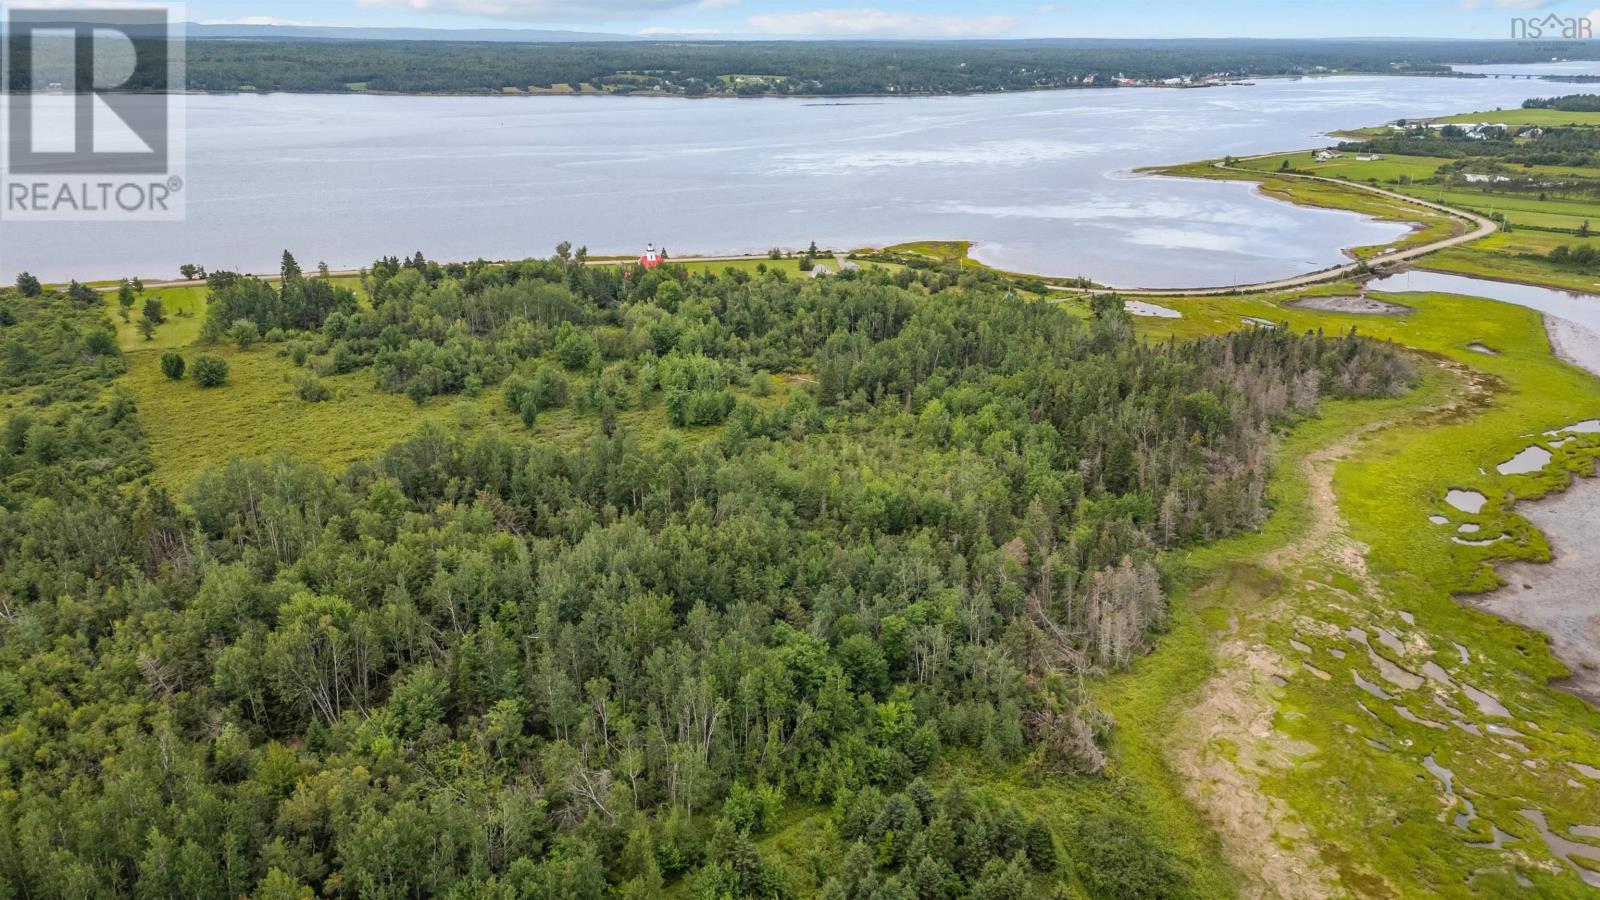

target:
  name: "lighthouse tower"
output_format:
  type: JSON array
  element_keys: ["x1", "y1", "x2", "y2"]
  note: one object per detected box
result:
[{"x1": 640, "y1": 243, "x2": 662, "y2": 269}]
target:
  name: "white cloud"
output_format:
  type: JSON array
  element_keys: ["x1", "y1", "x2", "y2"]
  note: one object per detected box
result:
[
  {"x1": 354, "y1": 0, "x2": 707, "y2": 21},
  {"x1": 746, "y1": 7, "x2": 1018, "y2": 37}
]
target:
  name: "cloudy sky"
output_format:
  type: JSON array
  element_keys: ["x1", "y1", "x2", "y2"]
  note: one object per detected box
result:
[{"x1": 80, "y1": 0, "x2": 1600, "y2": 38}]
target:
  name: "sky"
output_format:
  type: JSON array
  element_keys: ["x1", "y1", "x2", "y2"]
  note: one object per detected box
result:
[{"x1": 58, "y1": 0, "x2": 1600, "y2": 39}]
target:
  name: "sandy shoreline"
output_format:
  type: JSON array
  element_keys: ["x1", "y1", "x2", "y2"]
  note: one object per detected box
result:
[{"x1": 1547, "y1": 316, "x2": 1600, "y2": 381}]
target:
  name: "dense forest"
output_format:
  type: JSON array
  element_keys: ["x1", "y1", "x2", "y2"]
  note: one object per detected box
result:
[
  {"x1": 0, "y1": 253, "x2": 1415, "y2": 897},
  {"x1": 9, "y1": 37, "x2": 1591, "y2": 95}
]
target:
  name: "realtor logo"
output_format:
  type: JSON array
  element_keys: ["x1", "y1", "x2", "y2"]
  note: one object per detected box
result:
[
  {"x1": 1511, "y1": 14, "x2": 1593, "y2": 40},
  {"x1": 2, "y1": 5, "x2": 186, "y2": 221}
]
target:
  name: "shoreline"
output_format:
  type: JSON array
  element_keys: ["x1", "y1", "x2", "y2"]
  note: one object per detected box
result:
[
  {"x1": 1545, "y1": 316, "x2": 1600, "y2": 379},
  {"x1": 1465, "y1": 468, "x2": 1600, "y2": 709},
  {"x1": 28, "y1": 72, "x2": 1461, "y2": 103}
]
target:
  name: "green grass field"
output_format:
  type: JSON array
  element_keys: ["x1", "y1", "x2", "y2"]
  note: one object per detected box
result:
[
  {"x1": 1437, "y1": 107, "x2": 1600, "y2": 128},
  {"x1": 1422, "y1": 229, "x2": 1600, "y2": 291},
  {"x1": 100, "y1": 275, "x2": 367, "y2": 353},
  {"x1": 1230, "y1": 148, "x2": 1600, "y2": 234},
  {"x1": 1236, "y1": 150, "x2": 1454, "y2": 185}
]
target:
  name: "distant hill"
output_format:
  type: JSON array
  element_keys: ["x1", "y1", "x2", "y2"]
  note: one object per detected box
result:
[{"x1": 185, "y1": 23, "x2": 643, "y2": 43}]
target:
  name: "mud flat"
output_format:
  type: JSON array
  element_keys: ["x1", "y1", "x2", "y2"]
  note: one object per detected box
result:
[
  {"x1": 1548, "y1": 318, "x2": 1600, "y2": 380},
  {"x1": 1285, "y1": 295, "x2": 1410, "y2": 315},
  {"x1": 1463, "y1": 473, "x2": 1600, "y2": 707},
  {"x1": 1125, "y1": 300, "x2": 1181, "y2": 318}
]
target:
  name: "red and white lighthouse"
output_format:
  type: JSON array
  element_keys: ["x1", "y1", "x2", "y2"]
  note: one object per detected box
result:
[{"x1": 640, "y1": 243, "x2": 662, "y2": 269}]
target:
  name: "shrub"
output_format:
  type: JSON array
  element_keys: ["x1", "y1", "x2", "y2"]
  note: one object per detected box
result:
[
  {"x1": 84, "y1": 330, "x2": 118, "y2": 357},
  {"x1": 503, "y1": 374, "x2": 540, "y2": 427},
  {"x1": 229, "y1": 319, "x2": 260, "y2": 350},
  {"x1": 15, "y1": 272, "x2": 41, "y2": 297},
  {"x1": 292, "y1": 374, "x2": 331, "y2": 402},
  {"x1": 160, "y1": 352, "x2": 186, "y2": 380},
  {"x1": 721, "y1": 783, "x2": 783, "y2": 837},
  {"x1": 191, "y1": 355, "x2": 229, "y2": 388},
  {"x1": 555, "y1": 322, "x2": 598, "y2": 371},
  {"x1": 1070, "y1": 812, "x2": 1190, "y2": 900},
  {"x1": 66, "y1": 281, "x2": 98, "y2": 304}
]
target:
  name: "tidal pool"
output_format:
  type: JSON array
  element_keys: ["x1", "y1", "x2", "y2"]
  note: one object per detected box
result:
[
  {"x1": 1498, "y1": 446, "x2": 1553, "y2": 476},
  {"x1": 1520, "y1": 810, "x2": 1600, "y2": 888},
  {"x1": 1125, "y1": 300, "x2": 1181, "y2": 318},
  {"x1": 1547, "y1": 420, "x2": 1600, "y2": 436},
  {"x1": 1446, "y1": 490, "x2": 1488, "y2": 514}
]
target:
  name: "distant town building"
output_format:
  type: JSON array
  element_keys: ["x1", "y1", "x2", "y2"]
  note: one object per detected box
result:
[
  {"x1": 1354, "y1": 153, "x2": 1384, "y2": 161},
  {"x1": 1314, "y1": 149, "x2": 1343, "y2": 161},
  {"x1": 809, "y1": 265, "x2": 833, "y2": 278}
]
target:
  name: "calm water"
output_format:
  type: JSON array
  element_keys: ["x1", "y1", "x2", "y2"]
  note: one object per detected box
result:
[
  {"x1": 1368, "y1": 270, "x2": 1600, "y2": 331},
  {"x1": 1368, "y1": 269, "x2": 1600, "y2": 377},
  {"x1": 0, "y1": 72, "x2": 1586, "y2": 285}
]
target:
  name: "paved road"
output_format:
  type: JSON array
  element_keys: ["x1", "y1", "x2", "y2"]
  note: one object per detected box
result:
[{"x1": 1048, "y1": 160, "x2": 1498, "y2": 297}]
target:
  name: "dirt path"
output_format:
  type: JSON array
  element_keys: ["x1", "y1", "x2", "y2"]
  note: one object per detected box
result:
[
  {"x1": 1166, "y1": 361, "x2": 1493, "y2": 898},
  {"x1": 1165, "y1": 431, "x2": 1366, "y2": 900}
]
